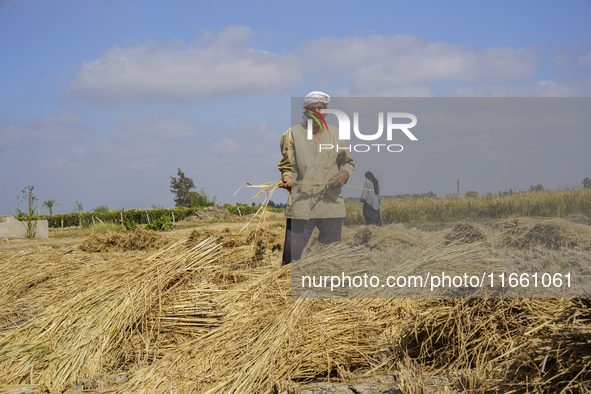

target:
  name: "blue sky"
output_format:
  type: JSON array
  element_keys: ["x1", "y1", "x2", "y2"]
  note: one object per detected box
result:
[{"x1": 1, "y1": 0, "x2": 591, "y2": 214}]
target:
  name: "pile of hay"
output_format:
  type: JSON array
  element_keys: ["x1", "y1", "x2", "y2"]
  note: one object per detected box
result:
[
  {"x1": 79, "y1": 229, "x2": 171, "y2": 252},
  {"x1": 186, "y1": 226, "x2": 284, "y2": 284},
  {"x1": 387, "y1": 297, "x2": 591, "y2": 393},
  {"x1": 151, "y1": 283, "x2": 226, "y2": 347},
  {"x1": 0, "y1": 239, "x2": 223, "y2": 393},
  {"x1": 501, "y1": 217, "x2": 591, "y2": 250},
  {"x1": 0, "y1": 301, "x2": 39, "y2": 337},
  {"x1": 185, "y1": 206, "x2": 230, "y2": 221},
  {"x1": 443, "y1": 222, "x2": 487, "y2": 245},
  {"x1": 347, "y1": 224, "x2": 428, "y2": 250},
  {"x1": 188, "y1": 226, "x2": 283, "y2": 251},
  {"x1": 188, "y1": 227, "x2": 250, "y2": 247}
]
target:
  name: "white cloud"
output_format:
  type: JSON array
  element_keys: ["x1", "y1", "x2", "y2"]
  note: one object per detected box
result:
[
  {"x1": 112, "y1": 113, "x2": 198, "y2": 141},
  {"x1": 297, "y1": 34, "x2": 538, "y2": 95},
  {"x1": 62, "y1": 29, "x2": 548, "y2": 104},
  {"x1": 0, "y1": 113, "x2": 89, "y2": 149},
  {"x1": 553, "y1": 53, "x2": 573, "y2": 72},
  {"x1": 452, "y1": 79, "x2": 591, "y2": 97},
  {"x1": 63, "y1": 26, "x2": 302, "y2": 106},
  {"x1": 75, "y1": 113, "x2": 201, "y2": 168},
  {"x1": 349, "y1": 84, "x2": 435, "y2": 98},
  {"x1": 577, "y1": 52, "x2": 591, "y2": 70},
  {"x1": 212, "y1": 137, "x2": 241, "y2": 154},
  {"x1": 211, "y1": 123, "x2": 279, "y2": 155}
]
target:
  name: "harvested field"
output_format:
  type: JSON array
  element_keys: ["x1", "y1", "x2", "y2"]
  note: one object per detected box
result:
[{"x1": 1, "y1": 218, "x2": 591, "y2": 393}]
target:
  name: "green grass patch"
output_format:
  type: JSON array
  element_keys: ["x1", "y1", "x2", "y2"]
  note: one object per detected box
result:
[{"x1": 88, "y1": 222, "x2": 126, "y2": 234}]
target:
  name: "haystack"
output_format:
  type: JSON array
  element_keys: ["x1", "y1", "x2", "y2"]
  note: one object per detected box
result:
[
  {"x1": 0, "y1": 238, "x2": 223, "y2": 393},
  {"x1": 113, "y1": 248, "x2": 387, "y2": 394},
  {"x1": 185, "y1": 206, "x2": 230, "y2": 221},
  {"x1": 188, "y1": 227, "x2": 250, "y2": 248},
  {"x1": 443, "y1": 222, "x2": 487, "y2": 245},
  {"x1": 348, "y1": 224, "x2": 427, "y2": 250},
  {"x1": 79, "y1": 229, "x2": 171, "y2": 252},
  {"x1": 188, "y1": 226, "x2": 283, "y2": 252},
  {"x1": 186, "y1": 226, "x2": 284, "y2": 285},
  {"x1": 501, "y1": 217, "x2": 591, "y2": 250},
  {"x1": 385, "y1": 297, "x2": 591, "y2": 393}
]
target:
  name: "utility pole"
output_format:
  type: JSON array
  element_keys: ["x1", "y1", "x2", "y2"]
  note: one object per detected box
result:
[{"x1": 457, "y1": 179, "x2": 460, "y2": 197}]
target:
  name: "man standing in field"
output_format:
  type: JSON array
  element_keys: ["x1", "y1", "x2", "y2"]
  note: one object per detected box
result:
[{"x1": 278, "y1": 91, "x2": 355, "y2": 266}]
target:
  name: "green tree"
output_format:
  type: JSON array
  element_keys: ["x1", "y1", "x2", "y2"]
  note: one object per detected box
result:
[
  {"x1": 17, "y1": 185, "x2": 38, "y2": 238},
  {"x1": 189, "y1": 188, "x2": 216, "y2": 208},
  {"x1": 170, "y1": 168, "x2": 195, "y2": 208},
  {"x1": 465, "y1": 191, "x2": 479, "y2": 198},
  {"x1": 583, "y1": 178, "x2": 591, "y2": 189},
  {"x1": 529, "y1": 184, "x2": 544, "y2": 192},
  {"x1": 42, "y1": 199, "x2": 59, "y2": 216},
  {"x1": 93, "y1": 205, "x2": 109, "y2": 213}
]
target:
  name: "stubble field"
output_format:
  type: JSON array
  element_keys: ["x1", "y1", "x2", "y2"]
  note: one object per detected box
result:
[{"x1": 1, "y1": 207, "x2": 591, "y2": 393}]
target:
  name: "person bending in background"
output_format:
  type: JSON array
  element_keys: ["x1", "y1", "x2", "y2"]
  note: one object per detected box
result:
[{"x1": 360, "y1": 171, "x2": 382, "y2": 226}]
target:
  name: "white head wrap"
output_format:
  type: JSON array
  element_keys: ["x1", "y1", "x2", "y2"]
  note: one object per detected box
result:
[
  {"x1": 302, "y1": 91, "x2": 330, "y2": 127},
  {"x1": 303, "y1": 91, "x2": 330, "y2": 108}
]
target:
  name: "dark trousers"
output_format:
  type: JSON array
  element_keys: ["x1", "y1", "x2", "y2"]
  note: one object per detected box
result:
[
  {"x1": 363, "y1": 202, "x2": 382, "y2": 226},
  {"x1": 281, "y1": 218, "x2": 344, "y2": 266}
]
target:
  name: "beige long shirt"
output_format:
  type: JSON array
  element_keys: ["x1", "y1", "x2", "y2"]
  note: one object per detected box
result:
[{"x1": 278, "y1": 123, "x2": 355, "y2": 220}]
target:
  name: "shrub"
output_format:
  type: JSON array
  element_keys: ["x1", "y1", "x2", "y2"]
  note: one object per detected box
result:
[
  {"x1": 145, "y1": 216, "x2": 174, "y2": 231},
  {"x1": 121, "y1": 218, "x2": 137, "y2": 232}
]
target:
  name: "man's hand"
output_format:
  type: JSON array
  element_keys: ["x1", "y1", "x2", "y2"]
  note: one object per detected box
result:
[
  {"x1": 328, "y1": 171, "x2": 349, "y2": 188},
  {"x1": 279, "y1": 174, "x2": 292, "y2": 191}
]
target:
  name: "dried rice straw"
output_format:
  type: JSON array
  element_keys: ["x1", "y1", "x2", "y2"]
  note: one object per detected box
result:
[{"x1": 233, "y1": 178, "x2": 372, "y2": 232}]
